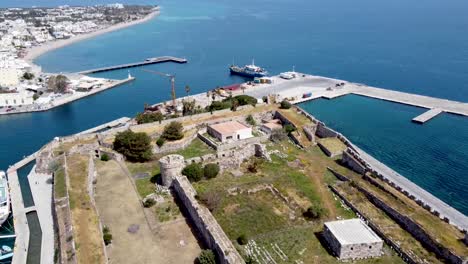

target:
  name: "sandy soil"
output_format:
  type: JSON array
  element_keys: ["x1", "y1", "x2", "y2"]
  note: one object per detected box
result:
[{"x1": 94, "y1": 159, "x2": 201, "y2": 264}]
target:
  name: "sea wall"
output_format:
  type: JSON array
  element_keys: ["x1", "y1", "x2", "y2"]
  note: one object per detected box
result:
[
  {"x1": 315, "y1": 122, "x2": 338, "y2": 138},
  {"x1": 353, "y1": 184, "x2": 466, "y2": 264},
  {"x1": 172, "y1": 176, "x2": 244, "y2": 264},
  {"x1": 341, "y1": 150, "x2": 367, "y2": 174}
]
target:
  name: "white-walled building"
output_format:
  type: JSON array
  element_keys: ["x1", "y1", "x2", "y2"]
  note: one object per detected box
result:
[
  {"x1": 0, "y1": 91, "x2": 34, "y2": 107},
  {"x1": 208, "y1": 121, "x2": 253, "y2": 142},
  {"x1": 0, "y1": 68, "x2": 20, "y2": 87},
  {"x1": 323, "y1": 219, "x2": 383, "y2": 260}
]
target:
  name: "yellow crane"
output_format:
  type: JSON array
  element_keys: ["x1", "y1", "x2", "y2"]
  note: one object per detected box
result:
[{"x1": 142, "y1": 69, "x2": 177, "y2": 107}]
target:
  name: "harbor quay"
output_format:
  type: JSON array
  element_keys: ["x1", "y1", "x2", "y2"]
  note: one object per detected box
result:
[{"x1": 242, "y1": 73, "x2": 468, "y2": 124}]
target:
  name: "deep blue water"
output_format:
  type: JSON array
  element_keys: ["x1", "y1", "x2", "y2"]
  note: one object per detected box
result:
[{"x1": 0, "y1": 0, "x2": 467, "y2": 214}]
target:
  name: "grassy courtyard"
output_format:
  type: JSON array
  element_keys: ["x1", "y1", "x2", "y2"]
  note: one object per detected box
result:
[{"x1": 193, "y1": 141, "x2": 403, "y2": 263}]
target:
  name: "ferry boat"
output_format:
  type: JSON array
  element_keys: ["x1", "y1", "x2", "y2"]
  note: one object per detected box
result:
[
  {"x1": 229, "y1": 60, "x2": 268, "y2": 78},
  {"x1": 0, "y1": 171, "x2": 10, "y2": 227}
]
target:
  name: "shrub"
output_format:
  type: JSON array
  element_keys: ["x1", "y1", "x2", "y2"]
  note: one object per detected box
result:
[
  {"x1": 245, "y1": 256, "x2": 257, "y2": 264},
  {"x1": 284, "y1": 124, "x2": 296, "y2": 134},
  {"x1": 270, "y1": 129, "x2": 288, "y2": 142},
  {"x1": 262, "y1": 95, "x2": 268, "y2": 103},
  {"x1": 23, "y1": 72, "x2": 34, "y2": 80},
  {"x1": 231, "y1": 95, "x2": 257, "y2": 106},
  {"x1": 199, "y1": 191, "x2": 222, "y2": 212},
  {"x1": 182, "y1": 163, "x2": 203, "y2": 182},
  {"x1": 197, "y1": 249, "x2": 216, "y2": 264},
  {"x1": 208, "y1": 100, "x2": 231, "y2": 111},
  {"x1": 237, "y1": 234, "x2": 248, "y2": 245},
  {"x1": 303, "y1": 202, "x2": 325, "y2": 220},
  {"x1": 143, "y1": 198, "x2": 156, "y2": 208},
  {"x1": 156, "y1": 137, "x2": 165, "y2": 147},
  {"x1": 162, "y1": 121, "x2": 184, "y2": 141},
  {"x1": 203, "y1": 163, "x2": 220, "y2": 179},
  {"x1": 246, "y1": 114, "x2": 256, "y2": 126},
  {"x1": 102, "y1": 226, "x2": 112, "y2": 245},
  {"x1": 33, "y1": 93, "x2": 39, "y2": 100},
  {"x1": 280, "y1": 99, "x2": 292, "y2": 109},
  {"x1": 100, "y1": 153, "x2": 110, "y2": 161},
  {"x1": 247, "y1": 158, "x2": 262, "y2": 173},
  {"x1": 135, "y1": 112, "x2": 164, "y2": 124},
  {"x1": 113, "y1": 130, "x2": 152, "y2": 162}
]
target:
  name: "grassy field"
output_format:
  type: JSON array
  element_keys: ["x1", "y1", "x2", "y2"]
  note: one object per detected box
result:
[
  {"x1": 317, "y1": 137, "x2": 347, "y2": 156},
  {"x1": 54, "y1": 166, "x2": 67, "y2": 199},
  {"x1": 66, "y1": 154, "x2": 104, "y2": 264},
  {"x1": 193, "y1": 140, "x2": 404, "y2": 263},
  {"x1": 171, "y1": 137, "x2": 215, "y2": 159}
]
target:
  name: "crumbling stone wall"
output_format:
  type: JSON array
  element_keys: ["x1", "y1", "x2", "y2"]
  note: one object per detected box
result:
[
  {"x1": 315, "y1": 122, "x2": 338, "y2": 138},
  {"x1": 172, "y1": 176, "x2": 244, "y2": 264},
  {"x1": 355, "y1": 185, "x2": 466, "y2": 264},
  {"x1": 341, "y1": 150, "x2": 367, "y2": 175}
]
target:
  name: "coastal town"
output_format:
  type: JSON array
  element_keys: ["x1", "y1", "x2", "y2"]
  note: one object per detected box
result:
[
  {"x1": 0, "y1": 4, "x2": 157, "y2": 114},
  {"x1": 0, "y1": 2, "x2": 468, "y2": 264}
]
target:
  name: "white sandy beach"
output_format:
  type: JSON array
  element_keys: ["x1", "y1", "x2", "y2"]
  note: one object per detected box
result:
[{"x1": 24, "y1": 10, "x2": 159, "y2": 65}]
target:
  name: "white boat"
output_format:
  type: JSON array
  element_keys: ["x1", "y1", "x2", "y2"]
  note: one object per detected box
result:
[{"x1": 0, "y1": 171, "x2": 10, "y2": 227}]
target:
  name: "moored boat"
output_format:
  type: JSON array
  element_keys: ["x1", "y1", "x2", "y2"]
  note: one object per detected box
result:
[
  {"x1": 229, "y1": 60, "x2": 268, "y2": 78},
  {"x1": 0, "y1": 171, "x2": 10, "y2": 227}
]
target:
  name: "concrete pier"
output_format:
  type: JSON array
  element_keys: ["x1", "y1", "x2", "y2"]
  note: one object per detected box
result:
[
  {"x1": 77, "y1": 116, "x2": 130, "y2": 135},
  {"x1": 412, "y1": 108, "x2": 443, "y2": 124},
  {"x1": 243, "y1": 73, "x2": 468, "y2": 123},
  {"x1": 78, "y1": 56, "x2": 188, "y2": 74},
  {"x1": 7, "y1": 169, "x2": 30, "y2": 264}
]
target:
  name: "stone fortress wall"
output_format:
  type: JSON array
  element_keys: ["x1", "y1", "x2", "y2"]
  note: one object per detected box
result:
[
  {"x1": 160, "y1": 154, "x2": 244, "y2": 264},
  {"x1": 291, "y1": 105, "x2": 468, "y2": 264}
]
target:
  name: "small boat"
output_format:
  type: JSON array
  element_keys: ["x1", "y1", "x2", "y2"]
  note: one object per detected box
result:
[
  {"x1": 0, "y1": 171, "x2": 10, "y2": 227},
  {"x1": 0, "y1": 245, "x2": 13, "y2": 260},
  {"x1": 229, "y1": 60, "x2": 268, "y2": 78}
]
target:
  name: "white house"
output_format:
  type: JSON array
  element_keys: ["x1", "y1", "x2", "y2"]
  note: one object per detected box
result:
[
  {"x1": 0, "y1": 91, "x2": 34, "y2": 107},
  {"x1": 208, "y1": 121, "x2": 253, "y2": 142},
  {"x1": 323, "y1": 219, "x2": 383, "y2": 260}
]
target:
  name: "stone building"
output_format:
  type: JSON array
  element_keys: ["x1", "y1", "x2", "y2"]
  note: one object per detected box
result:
[
  {"x1": 159, "y1": 154, "x2": 185, "y2": 187},
  {"x1": 323, "y1": 219, "x2": 383, "y2": 260},
  {"x1": 208, "y1": 121, "x2": 252, "y2": 142}
]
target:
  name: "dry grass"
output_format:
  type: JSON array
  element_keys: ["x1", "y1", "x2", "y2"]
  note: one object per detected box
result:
[
  {"x1": 66, "y1": 154, "x2": 105, "y2": 264},
  {"x1": 94, "y1": 160, "x2": 201, "y2": 264},
  {"x1": 317, "y1": 137, "x2": 347, "y2": 156}
]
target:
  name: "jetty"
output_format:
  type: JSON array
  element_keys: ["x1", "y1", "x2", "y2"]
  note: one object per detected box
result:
[
  {"x1": 78, "y1": 56, "x2": 188, "y2": 75},
  {"x1": 412, "y1": 108, "x2": 443, "y2": 124},
  {"x1": 244, "y1": 74, "x2": 468, "y2": 124}
]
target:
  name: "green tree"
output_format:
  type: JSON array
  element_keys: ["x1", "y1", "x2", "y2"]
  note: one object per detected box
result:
[
  {"x1": 162, "y1": 121, "x2": 184, "y2": 141},
  {"x1": 182, "y1": 163, "x2": 203, "y2": 182},
  {"x1": 237, "y1": 234, "x2": 248, "y2": 245},
  {"x1": 23, "y1": 72, "x2": 34, "y2": 80},
  {"x1": 113, "y1": 130, "x2": 152, "y2": 162},
  {"x1": 48, "y1": 74, "x2": 70, "y2": 93},
  {"x1": 135, "y1": 112, "x2": 164, "y2": 124},
  {"x1": 156, "y1": 137, "x2": 165, "y2": 147},
  {"x1": 182, "y1": 99, "x2": 196, "y2": 116},
  {"x1": 284, "y1": 124, "x2": 296, "y2": 134},
  {"x1": 197, "y1": 249, "x2": 216, "y2": 264},
  {"x1": 303, "y1": 202, "x2": 325, "y2": 220},
  {"x1": 246, "y1": 114, "x2": 256, "y2": 126},
  {"x1": 203, "y1": 163, "x2": 220, "y2": 179},
  {"x1": 280, "y1": 99, "x2": 292, "y2": 109}
]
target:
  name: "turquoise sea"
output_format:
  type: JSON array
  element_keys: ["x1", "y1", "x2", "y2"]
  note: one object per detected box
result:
[{"x1": 0, "y1": 0, "x2": 467, "y2": 218}]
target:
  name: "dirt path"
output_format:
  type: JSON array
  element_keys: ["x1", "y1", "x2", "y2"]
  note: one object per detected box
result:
[
  {"x1": 94, "y1": 159, "x2": 201, "y2": 264},
  {"x1": 299, "y1": 153, "x2": 337, "y2": 219}
]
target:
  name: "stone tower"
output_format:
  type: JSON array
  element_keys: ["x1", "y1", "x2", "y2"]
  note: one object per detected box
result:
[{"x1": 159, "y1": 154, "x2": 185, "y2": 187}]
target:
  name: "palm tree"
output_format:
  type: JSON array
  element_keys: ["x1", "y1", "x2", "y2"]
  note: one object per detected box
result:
[{"x1": 185, "y1": 85, "x2": 190, "y2": 96}]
